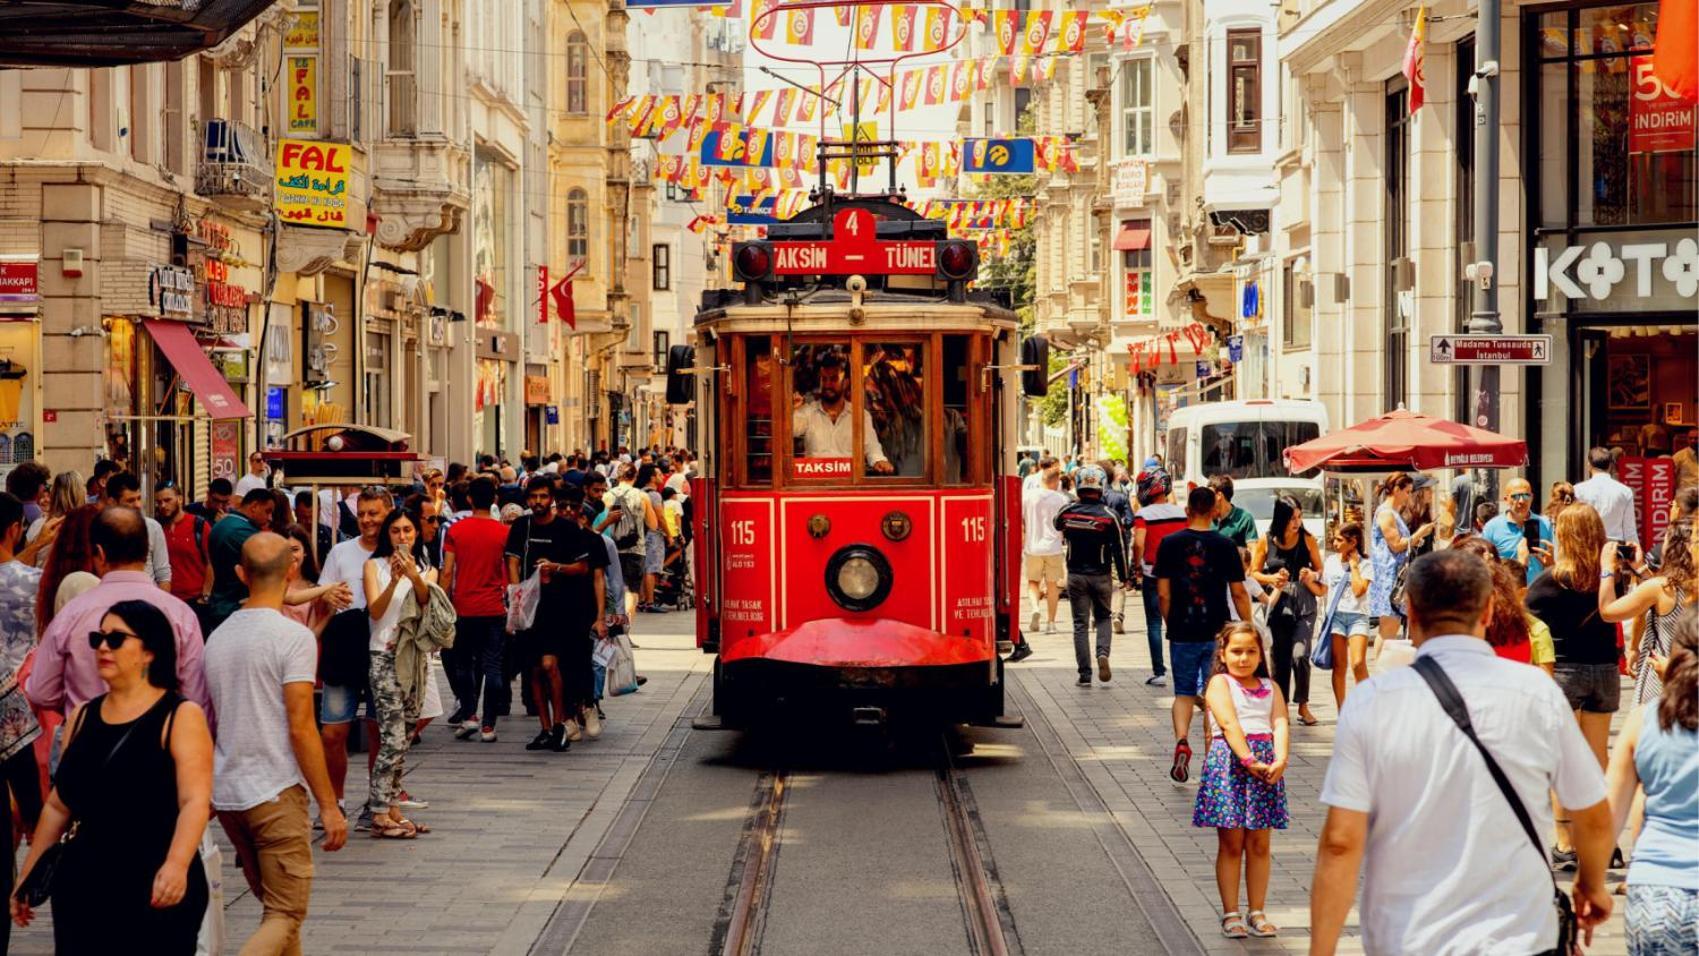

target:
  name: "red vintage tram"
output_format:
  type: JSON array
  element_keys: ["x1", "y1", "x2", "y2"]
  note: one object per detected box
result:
[{"x1": 669, "y1": 195, "x2": 1048, "y2": 727}]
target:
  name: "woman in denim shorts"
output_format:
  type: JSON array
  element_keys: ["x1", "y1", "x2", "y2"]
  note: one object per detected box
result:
[
  {"x1": 1322, "y1": 523, "x2": 1374, "y2": 708},
  {"x1": 1527, "y1": 503, "x2": 1623, "y2": 869}
]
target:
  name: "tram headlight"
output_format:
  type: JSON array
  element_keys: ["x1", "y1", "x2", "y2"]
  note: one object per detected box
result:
[{"x1": 824, "y1": 545, "x2": 894, "y2": 613}]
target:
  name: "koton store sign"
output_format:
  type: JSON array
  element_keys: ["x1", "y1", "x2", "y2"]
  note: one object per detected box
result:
[{"x1": 1533, "y1": 236, "x2": 1699, "y2": 302}]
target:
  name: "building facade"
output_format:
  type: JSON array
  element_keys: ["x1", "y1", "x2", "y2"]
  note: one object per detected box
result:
[{"x1": 0, "y1": 0, "x2": 648, "y2": 493}]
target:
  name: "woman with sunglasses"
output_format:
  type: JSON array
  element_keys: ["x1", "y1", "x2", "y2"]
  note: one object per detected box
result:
[{"x1": 11, "y1": 600, "x2": 213, "y2": 952}]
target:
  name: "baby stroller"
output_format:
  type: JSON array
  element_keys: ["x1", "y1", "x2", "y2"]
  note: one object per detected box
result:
[{"x1": 653, "y1": 536, "x2": 694, "y2": 610}]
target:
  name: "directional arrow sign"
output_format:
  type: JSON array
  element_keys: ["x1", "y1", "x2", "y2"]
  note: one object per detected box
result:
[{"x1": 1428, "y1": 335, "x2": 1554, "y2": 366}]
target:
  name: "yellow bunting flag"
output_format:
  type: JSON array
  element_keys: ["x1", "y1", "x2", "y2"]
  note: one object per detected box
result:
[{"x1": 893, "y1": 4, "x2": 917, "y2": 51}]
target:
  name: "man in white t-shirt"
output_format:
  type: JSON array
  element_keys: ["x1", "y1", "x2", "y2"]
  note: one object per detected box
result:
[
  {"x1": 205, "y1": 533, "x2": 346, "y2": 952},
  {"x1": 234, "y1": 451, "x2": 270, "y2": 497},
  {"x1": 1021, "y1": 463, "x2": 1069, "y2": 637},
  {"x1": 313, "y1": 487, "x2": 391, "y2": 821},
  {"x1": 1311, "y1": 549, "x2": 1612, "y2": 955}
]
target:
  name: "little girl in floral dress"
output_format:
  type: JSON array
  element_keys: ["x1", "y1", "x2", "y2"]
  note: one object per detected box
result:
[{"x1": 1193, "y1": 622, "x2": 1290, "y2": 938}]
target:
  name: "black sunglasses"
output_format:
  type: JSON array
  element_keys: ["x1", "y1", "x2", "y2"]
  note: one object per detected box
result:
[{"x1": 88, "y1": 629, "x2": 140, "y2": 651}]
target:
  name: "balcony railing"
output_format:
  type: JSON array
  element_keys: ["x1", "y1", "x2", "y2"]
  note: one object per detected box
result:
[{"x1": 195, "y1": 118, "x2": 271, "y2": 207}]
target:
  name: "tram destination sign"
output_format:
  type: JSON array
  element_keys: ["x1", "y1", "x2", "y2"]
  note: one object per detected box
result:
[
  {"x1": 768, "y1": 207, "x2": 938, "y2": 277},
  {"x1": 1428, "y1": 334, "x2": 1552, "y2": 366}
]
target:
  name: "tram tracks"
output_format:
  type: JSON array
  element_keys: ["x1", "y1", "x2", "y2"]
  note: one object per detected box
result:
[{"x1": 711, "y1": 734, "x2": 1024, "y2": 956}]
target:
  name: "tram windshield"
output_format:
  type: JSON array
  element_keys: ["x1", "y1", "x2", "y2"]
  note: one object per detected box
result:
[{"x1": 791, "y1": 343, "x2": 896, "y2": 476}]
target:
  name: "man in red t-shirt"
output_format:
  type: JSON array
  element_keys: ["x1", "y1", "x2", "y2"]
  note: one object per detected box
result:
[
  {"x1": 440, "y1": 475, "x2": 511, "y2": 740},
  {"x1": 1131, "y1": 470, "x2": 1186, "y2": 686},
  {"x1": 155, "y1": 485, "x2": 212, "y2": 608}
]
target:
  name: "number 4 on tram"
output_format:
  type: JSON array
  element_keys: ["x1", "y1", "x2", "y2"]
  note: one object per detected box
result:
[{"x1": 664, "y1": 197, "x2": 1051, "y2": 728}]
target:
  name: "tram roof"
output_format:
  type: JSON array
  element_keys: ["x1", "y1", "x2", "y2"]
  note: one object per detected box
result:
[{"x1": 695, "y1": 289, "x2": 1018, "y2": 336}]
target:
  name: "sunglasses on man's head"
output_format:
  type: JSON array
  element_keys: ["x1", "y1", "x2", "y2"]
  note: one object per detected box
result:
[{"x1": 88, "y1": 629, "x2": 139, "y2": 651}]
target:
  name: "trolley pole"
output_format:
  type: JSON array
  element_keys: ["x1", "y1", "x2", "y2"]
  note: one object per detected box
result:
[{"x1": 1468, "y1": 0, "x2": 1502, "y2": 435}]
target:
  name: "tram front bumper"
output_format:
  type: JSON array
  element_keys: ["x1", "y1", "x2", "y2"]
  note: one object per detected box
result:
[{"x1": 720, "y1": 616, "x2": 995, "y2": 670}]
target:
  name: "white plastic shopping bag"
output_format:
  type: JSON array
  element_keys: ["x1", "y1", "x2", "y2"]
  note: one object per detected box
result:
[
  {"x1": 195, "y1": 827, "x2": 225, "y2": 956},
  {"x1": 505, "y1": 571, "x2": 542, "y2": 632}
]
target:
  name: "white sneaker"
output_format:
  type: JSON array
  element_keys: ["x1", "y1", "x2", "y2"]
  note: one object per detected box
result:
[
  {"x1": 564, "y1": 720, "x2": 583, "y2": 742},
  {"x1": 1028, "y1": 611, "x2": 1040, "y2": 634},
  {"x1": 1044, "y1": 620, "x2": 1056, "y2": 635},
  {"x1": 454, "y1": 720, "x2": 479, "y2": 740},
  {"x1": 479, "y1": 727, "x2": 498, "y2": 742},
  {"x1": 584, "y1": 710, "x2": 603, "y2": 739}
]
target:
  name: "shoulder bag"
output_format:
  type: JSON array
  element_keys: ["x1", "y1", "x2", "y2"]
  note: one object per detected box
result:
[
  {"x1": 1411, "y1": 657, "x2": 1579, "y2": 956},
  {"x1": 15, "y1": 703, "x2": 142, "y2": 907}
]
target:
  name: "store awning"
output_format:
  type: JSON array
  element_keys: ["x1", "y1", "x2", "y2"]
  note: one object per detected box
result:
[
  {"x1": 142, "y1": 320, "x2": 251, "y2": 420},
  {"x1": 1112, "y1": 221, "x2": 1152, "y2": 252},
  {"x1": 0, "y1": 0, "x2": 277, "y2": 67}
]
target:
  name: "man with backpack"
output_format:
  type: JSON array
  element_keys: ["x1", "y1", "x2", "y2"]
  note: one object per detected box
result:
[
  {"x1": 156, "y1": 484, "x2": 212, "y2": 609},
  {"x1": 595, "y1": 464, "x2": 657, "y2": 620}
]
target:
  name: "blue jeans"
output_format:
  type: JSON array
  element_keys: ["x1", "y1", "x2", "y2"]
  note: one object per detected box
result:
[
  {"x1": 452, "y1": 615, "x2": 507, "y2": 729},
  {"x1": 1141, "y1": 583, "x2": 1166, "y2": 676}
]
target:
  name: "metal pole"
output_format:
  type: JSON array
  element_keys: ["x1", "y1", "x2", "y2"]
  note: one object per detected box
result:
[{"x1": 1469, "y1": 0, "x2": 1502, "y2": 435}]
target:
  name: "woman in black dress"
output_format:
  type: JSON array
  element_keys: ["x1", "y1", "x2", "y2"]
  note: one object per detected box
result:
[
  {"x1": 1251, "y1": 496, "x2": 1326, "y2": 725},
  {"x1": 11, "y1": 600, "x2": 213, "y2": 954}
]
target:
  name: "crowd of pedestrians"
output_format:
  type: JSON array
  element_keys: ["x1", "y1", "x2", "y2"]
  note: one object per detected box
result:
[
  {"x1": 1016, "y1": 445, "x2": 1697, "y2": 953},
  {"x1": 0, "y1": 444, "x2": 690, "y2": 953}
]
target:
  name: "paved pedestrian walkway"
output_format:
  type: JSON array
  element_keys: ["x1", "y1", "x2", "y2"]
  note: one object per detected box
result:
[
  {"x1": 1010, "y1": 595, "x2": 1632, "y2": 954},
  {"x1": 9, "y1": 611, "x2": 713, "y2": 956}
]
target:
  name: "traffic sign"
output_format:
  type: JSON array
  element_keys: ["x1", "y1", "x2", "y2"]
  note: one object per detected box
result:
[{"x1": 1428, "y1": 334, "x2": 1552, "y2": 365}]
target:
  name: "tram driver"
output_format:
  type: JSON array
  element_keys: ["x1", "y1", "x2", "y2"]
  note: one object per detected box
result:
[{"x1": 791, "y1": 351, "x2": 894, "y2": 474}]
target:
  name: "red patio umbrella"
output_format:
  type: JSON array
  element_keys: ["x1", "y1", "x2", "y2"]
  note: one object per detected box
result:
[{"x1": 1284, "y1": 409, "x2": 1528, "y2": 474}]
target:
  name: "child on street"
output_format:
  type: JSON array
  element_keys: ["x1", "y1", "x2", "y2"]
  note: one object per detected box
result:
[{"x1": 1193, "y1": 622, "x2": 1290, "y2": 939}]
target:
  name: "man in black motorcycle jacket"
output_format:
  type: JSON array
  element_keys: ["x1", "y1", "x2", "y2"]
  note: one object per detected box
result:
[{"x1": 1054, "y1": 466, "x2": 1132, "y2": 685}]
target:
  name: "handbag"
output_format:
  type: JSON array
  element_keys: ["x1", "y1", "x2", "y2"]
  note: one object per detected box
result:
[
  {"x1": 15, "y1": 705, "x2": 142, "y2": 907},
  {"x1": 1412, "y1": 657, "x2": 1580, "y2": 956},
  {"x1": 604, "y1": 632, "x2": 639, "y2": 697}
]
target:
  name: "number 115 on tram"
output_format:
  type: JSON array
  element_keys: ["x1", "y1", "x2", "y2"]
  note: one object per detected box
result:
[{"x1": 662, "y1": 198, "x2": 1051, "y2": 727}]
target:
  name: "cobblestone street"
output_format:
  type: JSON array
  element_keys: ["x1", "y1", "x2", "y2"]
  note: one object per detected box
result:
[{"x1": 9, "y1": 601, "x2": 1634, "y2": 954}]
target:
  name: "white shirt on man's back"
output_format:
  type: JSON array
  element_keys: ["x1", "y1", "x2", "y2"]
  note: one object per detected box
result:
[
  {"x1": 1021, "y1": 486, "x2": 1068, "y2": 556},
  {"x1": 1320, "y1": 636, "x2": 1606, "y2": 955},
  {"x1": 204, "y1": 608, "x2": 317, "y2": 811},
  {"x1": 1573, "y1": 471, "x2": 1640, "y2": 544}
]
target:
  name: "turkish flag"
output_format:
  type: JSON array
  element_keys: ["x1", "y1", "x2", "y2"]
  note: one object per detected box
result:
[
  {"x1": 1655, "y1": 0, "x2": 1698, "y2": 101},
  {"x1": 550, "y1": 273, "x2": 577, "y2": 329}
]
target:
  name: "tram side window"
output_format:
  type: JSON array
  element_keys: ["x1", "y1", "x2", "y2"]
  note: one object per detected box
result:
[
  {"x1": 864, "y1": 343, "x2": 926, "y2": 478},
  {"x1": 791, "y1": 342, "x2": 887, "y2": 478},
  {"x1": 745, "y1": 337, "x2": 773, "y2": 485},
  {"x1": 942, "y1": 336, "x2": 972, "y2": 484}
]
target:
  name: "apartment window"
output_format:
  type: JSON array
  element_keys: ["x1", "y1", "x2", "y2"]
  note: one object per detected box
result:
[
  {"x1": 387, "y1": 0, "x2": 417, "y2": 136},
  {"x1": 1013, "y1": 87, "x2": 1032, "y2": 125},
  {"x1": 164, "y1": 61, "x2": 185, "y2": 174},
  {"x1": 567, "y1": 188, "x2": 589, "y2": 260},
  {"x1": 1282, "y1": 259, "x2": 1311, "y2": 348},
  {"x1": 652, "y1": 330, "x2": 670, "y2": 368},
  {"x1": 1384, "y1": 79, "x2": 1411, "y2": 412},
  {"x1": 1226, "y1": 29, "x2": 1262, "y2": 153},
  {"x1": 652, "y1": 243, "x2": 671, "y2": 291},
  {"x1": 1120, "y1": 56, "x2": 1153, "y2": 158},
  {"x1": 1121, "y1": 219, "x2": 1153, "y2": 318},
  {"x1": 566, "y1": 31, "x2": 589, "y2": 115},
  {"x1": 625, "y1": 303, "x2": 643, "y2": 353},
  {"x1": 982, "y1": 101, "x2": 994, "y2": 138},
  {"x1": 665, "y1": 181, "x2": 680, "y2": 202}
]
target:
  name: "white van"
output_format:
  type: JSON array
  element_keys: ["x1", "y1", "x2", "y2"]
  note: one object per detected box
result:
[{"x1": 1163, "y1": 399, "x2": 1331, "y2": 489}]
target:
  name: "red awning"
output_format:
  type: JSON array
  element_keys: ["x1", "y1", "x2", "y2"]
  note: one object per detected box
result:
[
  {"x1": 142, "y1": 320, "x2": 251, "y2": 420},
  {"x1": 1112, "y1": 221, "x2": 1151, "y2": 251}
]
